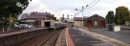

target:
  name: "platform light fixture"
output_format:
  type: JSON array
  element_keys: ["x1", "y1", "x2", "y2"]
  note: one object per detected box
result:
[{"x1": 75, "y1": 5, "x2": 89, "y2": 36}]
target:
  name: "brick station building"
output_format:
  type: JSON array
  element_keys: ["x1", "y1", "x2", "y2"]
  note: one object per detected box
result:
[
  {"x1": 20, "y1": 12, "x2": 56, "y2": 28},
  {"x1": 74, "y1": 14, "x2": 105, "y2": 29}
]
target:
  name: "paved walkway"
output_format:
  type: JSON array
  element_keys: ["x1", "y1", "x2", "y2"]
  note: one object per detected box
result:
[
  {"x1": 91, "y1": 28, "x2": 130, "y2": 44},
  {"x1": 68, "y1": 27, "x2": 116, "y2": 46},
  {"x1": 64, "y1": 27, "x2": 130, "y2": 46}
]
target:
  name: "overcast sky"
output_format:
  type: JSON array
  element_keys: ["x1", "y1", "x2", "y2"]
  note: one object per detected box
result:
[{"x1": 22, "y1": 0, "x2": 130, "y2": 19}]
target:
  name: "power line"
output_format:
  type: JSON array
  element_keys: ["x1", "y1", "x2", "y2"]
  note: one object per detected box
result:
[
  {"x1": 87, "y1": 0, "x2": 100, "y2": 9},
  {"x1": 88, "y1": 0, "x2": 97, "y2": 6},
  {"x1": 74, "y1": 0, "x2": 97, "y2": 11},
  {"x1": 74, "y1": 0, "x2": 100, "y2": 16},
  {"x1": 83, "y1": 0, "x2": 100, "y2": 17}
]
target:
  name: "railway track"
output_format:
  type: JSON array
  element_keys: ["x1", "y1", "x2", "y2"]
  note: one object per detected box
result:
[
  {"x1": 19, "y1": 29, "x2": 63, "y2": 46},
  {"x1": 37, "y1": 31, "x2": 60, "y2": 46}
]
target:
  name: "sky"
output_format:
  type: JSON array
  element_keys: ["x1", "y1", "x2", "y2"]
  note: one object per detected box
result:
[{"x1": 22, "y1": 0, "x2": 130, "y2": 19}]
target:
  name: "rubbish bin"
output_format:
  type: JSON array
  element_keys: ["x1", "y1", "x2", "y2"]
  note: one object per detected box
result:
[
  {"x1": 108, "y1": 25, "x2": 113, "y2": 31},
  {"x1": 114, "y1": 25, "x2": 120, "y2": 32}
]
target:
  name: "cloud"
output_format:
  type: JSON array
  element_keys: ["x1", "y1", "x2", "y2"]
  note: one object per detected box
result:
[
  {"x1": 22, "y1": 0, "x2": 130, "y2": 19},
  {"x1": 22, "y1": 0, "x2": 50, "y2": 13}
]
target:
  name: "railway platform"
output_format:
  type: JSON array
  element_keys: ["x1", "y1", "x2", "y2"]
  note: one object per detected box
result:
[
  {"x1": 0, "y1": 27, "x2": 49, "y2": 46},
  {"x1": 1, "y1": 27, "x2": 130, "y2": 46},
  {"x1": 0, "y1": 27, "x2": 48, "y2": 37},
  {"x1": 57, "y1": 27, "x2": 130, "y2": 46}
]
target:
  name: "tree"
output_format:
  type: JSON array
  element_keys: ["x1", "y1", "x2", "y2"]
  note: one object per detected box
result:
[
  {"x1": 115, "y1": 6, "x2": 130, "y2": 25},
  {"x1": 0, "y1": 0, "x2": 31, "y2": 19},
  {"x1": 106, "y1": 11, "x2": 114, "y2": 24},
  {"x1": 0, "y1": 0, "x2": 31, "y2": 31}
]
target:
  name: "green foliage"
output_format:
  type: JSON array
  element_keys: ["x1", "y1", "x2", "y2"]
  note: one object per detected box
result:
[
  {"x1": 0, "y1": 22, "x2": 9, "y2": 28},
  {"x1": 106, "y1": 11, "x2": 114, "y2": 24},
  {"x1": 115, "y1": 6, "x2": 130, "y2": 25},
  {"x1": 0, "y1": 0, "x2": 31, "y2": 27},
  {"x1": 0, "y1": 0, "x2": 30, "y2": 18}
]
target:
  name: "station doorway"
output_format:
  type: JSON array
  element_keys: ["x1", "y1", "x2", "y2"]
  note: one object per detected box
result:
[
  {"x1": 86, "y1": 21, "x2": 92, "y2": 28},
  {"x1": 45, "y1": 22, "x2": 51, "y2": 27}
]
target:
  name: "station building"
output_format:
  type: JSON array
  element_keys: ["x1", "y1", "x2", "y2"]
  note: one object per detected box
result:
[
  {"x1": 20, "y1": 12, "x2": 56, "y2": 28},
  {"x1": 74, "y1": 14, "x2": 105, "y2": 29}
]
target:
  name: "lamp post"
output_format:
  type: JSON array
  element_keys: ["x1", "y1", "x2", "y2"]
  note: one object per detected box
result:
[{"x1": 75, "y1": 5, "x2": 89, "y2": 36}]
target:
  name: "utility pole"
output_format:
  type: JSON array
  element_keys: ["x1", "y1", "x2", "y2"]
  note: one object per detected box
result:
[
  {"x1": 75, "y1": 5, "x2": 89, "y2": 36},
  {"x1": 9, "y1": 14, "x2": 12, "y2": 31},
  {"x1": 81, "y1": 6, "x2": 85, "y2": 36}
]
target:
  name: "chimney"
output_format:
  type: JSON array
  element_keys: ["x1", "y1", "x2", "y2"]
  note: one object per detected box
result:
[
  {"x1": 62, "y1": 14, "x2": 64, "y2": 21},
  {"x1": 67, "y1": 14, "x2": 69, "y2": 19},
  {"x1": 45, "y1": 11, "x2": 47, "y2": 14},
  {"x1": 62, "y1": 14, "x2": 64, "y2": 18}
]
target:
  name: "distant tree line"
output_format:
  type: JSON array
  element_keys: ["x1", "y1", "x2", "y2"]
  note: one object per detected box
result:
[{"x1": 106, "y1": 6, "x2": 130, "y2": 25}]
